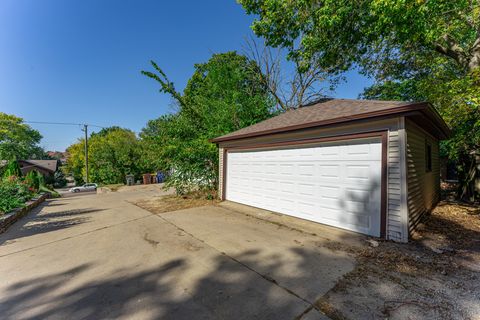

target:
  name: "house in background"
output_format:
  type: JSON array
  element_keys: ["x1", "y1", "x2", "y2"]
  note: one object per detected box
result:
[
  {"x1": 212, "y1": 99, "x2": 450, "y2": 243},
  {"x1": 46, "y1": 151, "x2": 69, "y2": 165},
  {"x1": 18, "y1": 160, "x2": 58, "y2": 179}
]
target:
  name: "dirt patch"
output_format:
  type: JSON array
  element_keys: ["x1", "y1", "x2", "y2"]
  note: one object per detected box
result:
[
  {"x1": 102, "y1": 184, "x2": 124, "y2": 192},
  {"x1": 133, "y1": 194, "x2": 220, "y2": 214},
  {"x1": 412, "y1": 202, "x2": 480, "y2": 272},
  {"x1": 316, "y1": 202, "x2": 480, "y2": 320}
]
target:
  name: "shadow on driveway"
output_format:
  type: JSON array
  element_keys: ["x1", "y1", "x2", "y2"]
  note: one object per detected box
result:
[
  {"x1": 0, "y1": 204, "x2": 104, "y2": 246},
  {"x1": 0, "y1": 246, "x2": 347, "y2": 320}
]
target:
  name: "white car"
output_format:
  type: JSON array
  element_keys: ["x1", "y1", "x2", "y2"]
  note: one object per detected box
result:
[{"x1": 69, "y1": 183, "x2": 98, "y2": 193}]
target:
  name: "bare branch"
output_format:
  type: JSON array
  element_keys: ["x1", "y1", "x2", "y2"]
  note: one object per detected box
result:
[{"x1": 243, "y1": 36, "x2": 330, "y2": 111}]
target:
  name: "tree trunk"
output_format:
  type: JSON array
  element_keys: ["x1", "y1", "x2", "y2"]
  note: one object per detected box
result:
[
  {"x1": 468, "y1": 37, "x2": 480, "y2": 72},
  {"x1": 458, "y1": 153, "x2": 477, "y2": 203},
  {"x1": 475, "y1": 150, "x2": 480, "y2": 201}
]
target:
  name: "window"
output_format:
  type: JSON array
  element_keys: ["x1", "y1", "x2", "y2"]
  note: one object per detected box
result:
[{"x1": 425, "y1": 142, "x2": 432, "y2": 172}]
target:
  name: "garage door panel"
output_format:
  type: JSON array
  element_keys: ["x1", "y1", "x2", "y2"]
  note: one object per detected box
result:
[
  {"x1": 226, "y1": 138, "x2": 382, "y2": 236},
  {"x1": 320, "y1": 184, "x2": 340, "y2": 195},
  {"x1": 279, "y1": 181, "x2": 295, "y2": 193},
  {"x1": 298, "y1": 164, "x2": 315, "y2": 176},
  {"x1": 294, "y1": 208, "x2": 371, "y2": 234},
  {"x1": 297, "y1": 182, "x2": 315, "y2": 196},
  {"x1": 346, "y1": 165, "x2": 370, "y2": 180},
  {"x1": 346, "y1": 143, "x2": 371, "y2": 156},
  {"x1": 345, "y1": 187, "x2": 371, "y2": 201},
  {"x1": 279, "y1": 163, "x2": 294, "y2": 175},
  {"x1": 301, "y1": 208, "x2": 373, "y2": 234},
  {"x1": 344, "y1": 198, "x2": 368, "y2": 214},
  {"x1": 319, "y1": 145, "x2": 341, "y2": 157},
  {"x1": 318, "y1": 164, "x2": 339, "y2": 177}
]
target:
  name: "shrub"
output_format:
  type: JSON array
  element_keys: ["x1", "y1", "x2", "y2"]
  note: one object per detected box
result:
[
  {"x1": 0, "y1": 178, "x2": 33, "y2": 214},
  {"x1": 53, "y1": 170, "x2": 67, "y2": 188},
  {"x1": 23, "y1": 170, "x2": 46, "y2": 191},
  {"x1": 2, "y1": 160, "x2": 21, "y2": 179},
  {"x1": 35, "y1": 170, "x2": 45, "y2": 188},
  {"x1": 24, "y1": 171, "x2": 39, "y2": 190}
]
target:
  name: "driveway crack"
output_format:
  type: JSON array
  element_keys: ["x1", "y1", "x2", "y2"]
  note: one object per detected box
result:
[{"x1": 151, "y1": 212, "x2": 327, "y2": 319}]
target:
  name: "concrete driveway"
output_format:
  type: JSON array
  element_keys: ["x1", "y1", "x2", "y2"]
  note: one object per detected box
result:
[{"x1": 0, "y1": 185, "x2": 356, "y2": 320}]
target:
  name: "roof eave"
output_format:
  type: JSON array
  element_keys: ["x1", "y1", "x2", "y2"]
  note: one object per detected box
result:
[
  {"x1": 20, "y1": 160, "x2": 57, "y2": 173},
  {"x1": 423, "y1": 105, "x2": 452, "y2": 139},
  {"x1": 211, "y1": 102, "x2": 437, "y2": 143}
]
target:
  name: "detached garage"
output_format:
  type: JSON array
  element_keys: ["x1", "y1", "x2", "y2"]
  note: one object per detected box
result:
[{"x1": 211, "y1": 99, "x2": 450, "y2": 242}]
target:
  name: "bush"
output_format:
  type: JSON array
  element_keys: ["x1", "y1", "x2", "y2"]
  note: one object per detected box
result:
[
  {"x1": 53, "y1": 170, "x2": 67, "y2": 188},
  {"x1": 23, "y1": 170, "x2": 46, "y2": 191},
  {"x1": 24, "y1": 171, "x2": 39, "y2": 190},
  {"x1": 0, "y1": 178, "x2": 34, "y2": 214},
  {"x1": 2, "y1": 160, "x2": 21, "y2": 179}
]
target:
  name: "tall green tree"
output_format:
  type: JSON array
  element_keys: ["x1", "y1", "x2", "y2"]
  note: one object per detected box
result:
[
  {"x1": 65, "y1": 127, "x2": 142, "y2": 185},
  {"x1": 239, "y1": 0, "x2": 480, "y2": 200},
  {"x1": 65, "y1": 141, "x2": 86, "y2": 185},
  {"x1": 239, "y1": 0, "x2": 480, "y2": 74},
  {"x1": 89, "y1": 128, "x2": 141, "y2": 184},
  {"x1": 141, "y1": 51, "x2": 274, "y2": 194},
  {"x1": 139, "y1": 114, "x2": 181, "y2": 174},
  {"x1": 0, "y1": 113, "x2": 44, "y2": 160}
]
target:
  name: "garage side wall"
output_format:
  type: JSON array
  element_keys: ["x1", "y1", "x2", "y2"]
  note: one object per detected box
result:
[
  {"x1": 217, "y1": 117, "x2": 409, "y2": 242},
  {"x1": 218, "y1": 147, "x2": 224, "y2": 199},
  {"x1": 389, "y1": 120, "x2": 408, "y2": 242},
  {"x1": 405, "y1": 120, "x2": 440, "y2": 233}
]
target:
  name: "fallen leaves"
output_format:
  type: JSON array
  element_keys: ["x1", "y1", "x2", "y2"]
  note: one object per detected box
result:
[{"x1": 133, "y1": 194, "x2": 220, "y2": 214}]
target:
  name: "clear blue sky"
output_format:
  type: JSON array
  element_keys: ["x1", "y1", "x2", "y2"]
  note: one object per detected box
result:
[{"x1": 0, "y1": 0, "x2": 373, "y2": 152}]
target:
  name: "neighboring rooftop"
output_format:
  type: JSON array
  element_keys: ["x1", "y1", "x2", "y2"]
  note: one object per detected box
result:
[
  {"x1": 212, "y1": 98, "x2": 450, "y2": 142},
  {"x1": 19, "y1": 160, "x2": 58, "y2": 173}
]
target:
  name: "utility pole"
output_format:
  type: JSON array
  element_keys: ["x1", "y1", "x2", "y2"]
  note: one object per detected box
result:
[
  {"x1": 83, "y1": 124, "x2": 89, "y2": 183},
  {"x1": 23, "y1": 120, "x2": 102, "y2": 185}
]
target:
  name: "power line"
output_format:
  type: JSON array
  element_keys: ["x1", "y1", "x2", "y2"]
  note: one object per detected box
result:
[
  {"x1": 24, "y1": 120, "x2": 106, "y2": 183},
  {"x1": 25, "y1": 121, "x2": 82, "y2": 126},
  {"x1": 24, "y1": 121, "x2": 106, "y2": 128}
]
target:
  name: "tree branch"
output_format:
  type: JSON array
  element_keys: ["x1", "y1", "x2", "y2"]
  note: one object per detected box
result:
[
  {"x1": 141, "y1": 61, "x2": 186, "y2": 108},
  {"x1": 468, "y1": 36, "x2": 480, "y2": 71},
  {"x1": 243, "y1": 36, "x2": 329, "y2": 111},
  {"x1": 434, "y1": 34, "x2": 468, "y2": 68}
]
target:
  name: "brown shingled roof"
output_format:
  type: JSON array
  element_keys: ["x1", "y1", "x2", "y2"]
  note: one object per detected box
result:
[
  {"x1": 21, "y1": 160, "x2": 58, "y2": 173},
  {"x1": 212, "y1": 99, "x2": 449, "y2": 142}
]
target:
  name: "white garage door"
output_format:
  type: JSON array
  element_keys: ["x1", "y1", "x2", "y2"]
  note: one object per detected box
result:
[{"x1": 226, "y1": 137, "x2": 382, "y2": 236}]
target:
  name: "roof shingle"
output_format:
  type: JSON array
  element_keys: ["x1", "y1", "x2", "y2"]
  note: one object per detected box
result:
[
  {"x1": 22, "y1": 160, "x2": 58, "y2": 172},
  {"x1": 212, "y1": 99, "x2": 425, "y2": 142}
]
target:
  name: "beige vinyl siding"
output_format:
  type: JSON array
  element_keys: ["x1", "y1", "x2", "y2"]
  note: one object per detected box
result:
[
  {"x1": 218, "y1": 117, "x2": 409, "y2": 242},
  {"x1": 386, "y1": 128, "x2": 405, "y2": 242},
  {"x1": 218, "y1": 147, "x2": 224, "y2": 199},
  {"x1": 406, "y1": 120, "x2": 440, "y2": 232}
]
